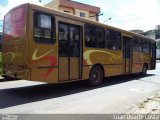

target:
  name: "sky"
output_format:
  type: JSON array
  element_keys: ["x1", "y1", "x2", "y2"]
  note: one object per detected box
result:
[{"x1": 0, "y1": 0, "x2": 160, "y2": 32}]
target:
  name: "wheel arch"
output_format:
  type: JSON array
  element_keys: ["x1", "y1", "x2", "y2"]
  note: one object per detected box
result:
[
  {"x1": 91, "y1": 63, "x2": 105, "y2": 77},
  {"x1": 144, "y1": 62, "x2": 148, "y2": 69}
]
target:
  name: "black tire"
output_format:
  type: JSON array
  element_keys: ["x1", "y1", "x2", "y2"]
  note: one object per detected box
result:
[
  {"x1": 141, "y1": 64, "x2": 147, "y2": 76},
  {"x1": 89, "y1": 66, "x2": 104, "y2": 86}
]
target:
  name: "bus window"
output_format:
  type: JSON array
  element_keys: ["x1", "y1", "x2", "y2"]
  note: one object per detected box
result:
[
  {"x1": 85, "y1": 24, "x2": 105, "y2": 48},
  {"x1": 106, "y1": 30, "x2": 121, "y2": 50},
  {"x1": 143, "y1": 40, "x2": 150, "y2": 53},
  {"x1": 58, "y1": 23, "x2": 68, "y2": 57},
  {"x1": 70, "y1": 26, "x2": 80, "y2": 57},
  {"x1": 133, "y1": 38, "x2": 142, "y2": 52},
  {"x1": 139, "y1": 39, "x2": 143, "y2": 52},
  {"x1": 4, "y1": 6, "x2": 26, "y2": 41},
  {"x1": 34, "y1": 13, "x2": 55, "y2": 44}
]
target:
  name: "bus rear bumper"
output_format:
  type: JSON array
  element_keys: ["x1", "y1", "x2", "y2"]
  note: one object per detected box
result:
[{"x1": 3, "y1": 69, "x2": 30, "y2": 80}]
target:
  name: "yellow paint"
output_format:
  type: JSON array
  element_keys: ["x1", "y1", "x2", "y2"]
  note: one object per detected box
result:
[
  {"x1": 84, "y1": 50, "x2": 122, "y2": 65},
  {"x1": 32, "y1": 47, "x2": 54, "y2": 61},
  {"x1": 4, "y1": 52, "x2": 15, "y2": 63},
  {"x1": 140, "y1": 53, "x2": 150, "y2": 61}
]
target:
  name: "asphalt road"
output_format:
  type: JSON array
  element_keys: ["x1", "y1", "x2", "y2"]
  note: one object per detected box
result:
[{"x1": 0, "y1": 63, "x2": 160, "y2": 114}]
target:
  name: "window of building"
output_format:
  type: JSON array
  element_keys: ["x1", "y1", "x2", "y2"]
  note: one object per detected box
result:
[
  {"x1": 34, "y1": 12, "x2": 55, "y2": 44},
  {"x1": 106, "y1": 30, "x2": 121, "y2": 50},
  {"x1": 80, "y1": 12, "x2": 85, "y2": 18},
  {"x1": 64, "y1": 10, "x2": 70, "y2": 13},
  {"x1": 85, "y1": 24, "x2": 105, "y2": 48}
]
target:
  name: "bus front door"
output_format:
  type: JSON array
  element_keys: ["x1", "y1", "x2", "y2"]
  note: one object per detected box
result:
[
  {"x1": 58, "y1": 22, "x2": 81, "y2": 81},
  {"x1": 123, "y1": 36, "x2": 132, "y2": 73}
]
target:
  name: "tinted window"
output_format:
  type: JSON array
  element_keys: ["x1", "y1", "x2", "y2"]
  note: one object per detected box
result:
[
  {"x1": 80, "y1": 12, "x2": 85, "y2": 18},
  {"x1": 106, "y1": 30, "x2": 121, "y2": 50},
  {"x1": 34, "y1": 13, "x2": 55, "y2": 44},
  {"x1": 143, "y1": 40, "x2": 150, "y2": 53},
  {"x1": 133, "y1": 39, "x2": 138, "y2": 52},
  {"x1": 58, "y1": 23, "x2": 80, "y2": 57},
  {"x1": 85, "y1": 24, "x2": 105, "y2": 48},
  {"x1": 133, "y1": 38, "x2": 143, "y2": 52},
  {"x1": 59, "y1": 24, "x2": 68, "y2": 57},
  {"x1": 70, "y1": 26, "x2": 80, "y2": 57}
]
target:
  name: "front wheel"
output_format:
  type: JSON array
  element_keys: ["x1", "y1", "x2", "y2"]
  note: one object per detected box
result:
[
  {"x1": 141, "y1": 64, "x2": 147, "y2": 76},
  {"x1": 89, "y1": 66, "x2": 104, "y2": 86}
]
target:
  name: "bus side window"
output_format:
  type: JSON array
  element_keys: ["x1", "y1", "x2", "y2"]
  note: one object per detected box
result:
[
  {"x1": 143, "y1": 40, "x2": 150, "y2": 53},
  {"x1": 106, "y1": 30, "x2": 121, "y2": 50},
  {"x1": 58, "y1": 23, "x2": 68, "y2": 57},
  {"x1": 138, "y1": 39, "x2": 143, "y2": 52},
  {"x1": 70, "y1": 26, "x2": 80, "y2": 57},
  {"x1": 133, "y1": 38, "x2": 138, "y2": 52},
  {"x1": 34, "y1": 12, "x2": 55, "y2": 44},
  {"x1": 85, "y1": 24, "x2": 105, "y2": 48}
]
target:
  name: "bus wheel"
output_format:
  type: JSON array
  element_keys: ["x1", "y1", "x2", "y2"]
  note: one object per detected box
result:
[
  {"x1": 89, "y1": 66, "x2": 104, "y2": 86},
  {"x1": 141, "y1": 64, "x2": 147, "y2": 76}
]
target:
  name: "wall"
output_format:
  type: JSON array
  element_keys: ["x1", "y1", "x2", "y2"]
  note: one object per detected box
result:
[
  {"x1": 59, "y1": 6, "x2": 74, "y2": 14},
  {"x1": 89, "y1": 12, "x2": 97, "y2": 21},
  {"x1": 75, "y1": 9, "x2": 89, "y2": 19},
  {"x1": 45, "y1": 0, "x2": 59, "y2": 10}
]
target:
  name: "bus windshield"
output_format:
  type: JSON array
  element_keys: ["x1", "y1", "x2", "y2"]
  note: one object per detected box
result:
[{"x1": 4, "y1": 5, "x2": 26, "y2": 41}]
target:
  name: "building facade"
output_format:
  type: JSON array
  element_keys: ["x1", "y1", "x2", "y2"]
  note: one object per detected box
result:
[{"x1": 45, "y1": 0, "x2": 100, "y2": 21}]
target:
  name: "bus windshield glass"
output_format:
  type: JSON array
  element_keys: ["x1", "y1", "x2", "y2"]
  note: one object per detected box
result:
[{"x1": 4, "y1": 5, "x2": 26, "y2": 41}]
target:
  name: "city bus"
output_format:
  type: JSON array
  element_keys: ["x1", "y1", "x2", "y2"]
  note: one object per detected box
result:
[{"x1": 2, "y1": 3, "x2": 156, "y2": 86}]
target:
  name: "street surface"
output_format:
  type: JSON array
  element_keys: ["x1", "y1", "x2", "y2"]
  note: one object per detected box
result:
[{"x1": 0, "y1": 63, "x2": 160, "y2": 114}]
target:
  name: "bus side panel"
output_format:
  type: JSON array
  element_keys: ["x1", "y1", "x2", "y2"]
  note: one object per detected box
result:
[
  {"x1": 104, "y1": 65, "x2": 122, "y2": 77},
  {"x1": 28, "y1": 6, "x2": 58, "y2": 83},
  {"x1": 132, "y1": 52, "x2": 152, "y2": 73},
  {"x1": 36, "y1": 44, "x2": 58, "y2": 83},
  {"x1": 141, "y1": 53, "x2": 151, "y2": 69},
  {"x1": 82, "y1": 66, "x2": 90, "y2": 80},
  {"x1": 3, "y1": 4, "x2": 30, "y2": 79},
  {"x1": 28, "y1": 7, "x2": 37, "y2": 81},
  {"x1": 132, "y1": 52, "x2": 143, "y2": 73},
  {"x1": 83, "y1": 48, "x2": 122, "y2": 78}
]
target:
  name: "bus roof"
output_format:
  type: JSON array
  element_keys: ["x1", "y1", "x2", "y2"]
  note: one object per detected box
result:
[{"x1": 5, "y1": 3, "x2": 156, "y2": 43}]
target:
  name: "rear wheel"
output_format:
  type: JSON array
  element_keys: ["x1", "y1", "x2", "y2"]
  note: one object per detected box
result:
[
  {"x1": 89, "y1": 66, "x2": 104, "y2": 86},
  {"x1": 141, "y1": 64, "x2": 147, "y2": 76}
]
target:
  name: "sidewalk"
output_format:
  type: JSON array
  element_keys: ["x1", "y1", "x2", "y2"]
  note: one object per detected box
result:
[
  {"x1": 128, "y1": 62, "x2": 160, "y2": 114},
  {"x1": 131, "y1": 89, "x2": 160, "y2": 114}
]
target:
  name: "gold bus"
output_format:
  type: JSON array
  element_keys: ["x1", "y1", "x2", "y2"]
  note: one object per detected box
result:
[{"x1": 2, "y1": 3, "x2": 156, "y2": 86}]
